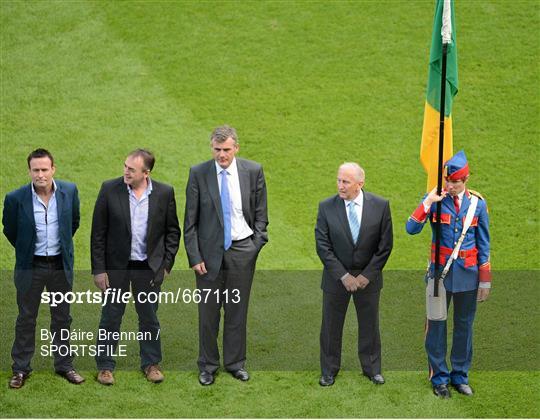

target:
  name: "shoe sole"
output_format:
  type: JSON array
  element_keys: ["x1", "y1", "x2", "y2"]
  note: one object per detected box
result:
[
  {"x1": 97, "y1": 377, "x2": 114, "y2": 386},
  {"x1": 452, "y1": 386, "x2": 473, "y2": 396},
  {"x1": 433, "y1": 390, "x2": 451, "y2": 398},
  {"x1": 199, "y1": 380, "x2": 214, "y2": 386},
  {"x1": 56, "y1": 373, "x2": 85, "y2": 385}
]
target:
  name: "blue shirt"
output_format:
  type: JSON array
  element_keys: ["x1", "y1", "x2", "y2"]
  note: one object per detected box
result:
[
  {"x1": 32, "y1": 180, "x2": 61, "y2": 256},
  {"x1": 128, "y1": 179, "x2": 153, "y2": 261}
]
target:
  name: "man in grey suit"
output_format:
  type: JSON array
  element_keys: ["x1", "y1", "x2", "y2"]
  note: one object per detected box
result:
[
  {"x1": 184, "y1": 125, "x2": 268, "y2": 386},
  {"x1": 315, "y1": 162, "x2": 393, "y2": 387}
]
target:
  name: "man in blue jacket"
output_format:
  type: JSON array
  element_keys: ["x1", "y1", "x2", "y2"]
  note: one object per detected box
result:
[
  {"x1": 3, "y1": 149, "x2": 84, "y2": 388},
  {"x1": 406, "y1": 151, "x2": 491, "y2": 398}
]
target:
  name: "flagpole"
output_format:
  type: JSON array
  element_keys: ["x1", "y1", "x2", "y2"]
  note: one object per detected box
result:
[
  {"x1": 433, "y1": 0, "x2": 453, "y2": 297},
  {"x1": 433, "y1": 41, "x2": 448, "y2": 297}
]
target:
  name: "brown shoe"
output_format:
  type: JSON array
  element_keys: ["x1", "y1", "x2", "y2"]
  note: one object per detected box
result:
[
  {"x1": 9, "y1": 372, "x2": 28, "y2": 389},
  {"x1": 97, "y1": 370, "x2": 115, "y2": 385},
  {"x1": 58, "y1": 369, "x2": 85, "y2": 384},
  {"x1": 144, "y1": 365, "x2": 164, "y2": 383}
]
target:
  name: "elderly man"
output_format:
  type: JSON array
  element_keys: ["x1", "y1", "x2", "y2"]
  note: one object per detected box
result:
[
  {"x1": 184, "y1": 125, "x2": 268, "y2": 385},
  {"x1": 91, "y1": 149, "x2": 180, "y2": 385},
  {"x1": 406, "y1": 150, "x2": 491, "y2": 398},
  {"x1": 315, "y1": 162, "x2": 393, "y2": 387},
  {"x1": 3, "y1": 148, "x2": 84, "y2": 388}
]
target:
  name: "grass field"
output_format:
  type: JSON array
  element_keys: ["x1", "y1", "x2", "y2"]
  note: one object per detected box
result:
[{"x1": 1, "y1": 0, "x2": 539, "y2": 418}]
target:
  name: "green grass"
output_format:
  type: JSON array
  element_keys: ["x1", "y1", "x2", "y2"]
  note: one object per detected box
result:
[
  {"x1": 1, "y1": 0, "x2": 539, "y2": 417},
  {"x1": 2, "y1": 371, "x2": 539, "y2": 418}
]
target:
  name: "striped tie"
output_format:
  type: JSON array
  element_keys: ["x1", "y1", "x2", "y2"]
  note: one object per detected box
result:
[
  {"x1": 220, "y1": 169, "x2": 232, "y2": 250},
  {"x1": 348, "y1": 201, "x2": 360, "y2": 243}
]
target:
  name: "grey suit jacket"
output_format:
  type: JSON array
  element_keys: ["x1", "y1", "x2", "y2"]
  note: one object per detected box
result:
[
  {"x1": 315, "y1": 191, "x2": 393, "y2": 295},
  {"x1": 183, "y1": 158, "x2": 268, "y2": 281},
  {"x1": 3, "y1": 180, "x2": 80, "y2": 293}
]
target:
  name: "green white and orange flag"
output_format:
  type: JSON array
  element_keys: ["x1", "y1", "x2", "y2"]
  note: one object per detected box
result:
[{"x1": 420, "y1": 0, "x2": 459, "y2": 191}]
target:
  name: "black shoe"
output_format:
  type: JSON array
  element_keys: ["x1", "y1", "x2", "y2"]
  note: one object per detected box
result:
[
  {"x1": 198, "y1": 371, "x2": 214, "y2": 386},
  {"x1": 370, "y1": 374, "x2": 385, "y2": 385},
  {"x1": 452, "y1": 383, "x2": 473, "y2": 396},
  {"x1": 319, "y1": 375, "x2": 335, "y2": 387},
  {"x1": 231, "y1": 368, "x2": 249, "y2": 382},
  {"x1": 433, "y1": 384, "x2": 451, "y2": 399}
]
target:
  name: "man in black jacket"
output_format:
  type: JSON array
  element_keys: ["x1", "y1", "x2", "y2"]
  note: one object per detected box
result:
[{"x1": 91, "y1": 149, "x2": 180, "y2": 385}]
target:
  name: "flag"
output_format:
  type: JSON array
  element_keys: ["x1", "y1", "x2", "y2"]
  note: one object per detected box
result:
[{"x1": 420, "y1": 0, "x2": 459, "y2": 191}]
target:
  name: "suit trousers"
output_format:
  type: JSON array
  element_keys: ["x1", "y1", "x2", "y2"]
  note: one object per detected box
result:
[
  {"x1": 320, "y1": 289, "x2": 381, "y2": 377},
  {"x1": 425, "y1": 288, "x2": 477, "y2": 386},
  {"x1": 196, "y1": 237, "x2": 258, "y2": 373},
  {"x1": 12, "y1": 256, "x2": 73, "y2": 374},
  {"x1": 95, "y1": 260, "x2": 161, "y2": 371}
]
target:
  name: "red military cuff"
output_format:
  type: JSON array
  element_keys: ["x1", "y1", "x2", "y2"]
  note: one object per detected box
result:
[
  {"x1": 479, "y1": 261, "x2": 491, "y2": 282},
  {"x1": 410, "y1": 203, "x2": 429, "y2": 223}
]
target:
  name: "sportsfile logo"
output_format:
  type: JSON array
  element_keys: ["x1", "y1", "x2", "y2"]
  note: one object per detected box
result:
[{"x1": 41, "y1": 288, "x2": 241, "y2": 307}]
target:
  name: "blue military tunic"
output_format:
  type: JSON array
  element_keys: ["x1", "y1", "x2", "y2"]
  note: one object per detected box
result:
[{"x1": 406, "y1": 189, "x2": 491, "y2": 290}]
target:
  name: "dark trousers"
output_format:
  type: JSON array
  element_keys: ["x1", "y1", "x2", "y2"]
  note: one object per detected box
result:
[
  {"x1": 95, "y1": 261, "x2": 161, "y2": 371},
  {"x1": 425, "y1": 289, "x2": 477, "y2": 386},
  {"x1": 12, "y1": 256, "x2": 73, "y2": 374},
  {"x1": 320, "y1": 290, "x2": 381, "y2": 377},
  {"x1": 196, "y1": 237, "x2": 258, "y2": 373}
]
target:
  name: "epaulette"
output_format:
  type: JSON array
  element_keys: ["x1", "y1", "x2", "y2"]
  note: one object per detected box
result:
[{"x1": 468, "y1": 189, "x2": 484, "y2": 200}]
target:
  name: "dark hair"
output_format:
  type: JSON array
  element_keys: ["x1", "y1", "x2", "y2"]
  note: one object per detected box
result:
[
  {"x1": 210, "y1": 125, "x2": 238, "y2": 144},
  {"x1": 128, "y1": 148, "x2": 155, "y2": 172},
  {"x1": 27, "y1": 148, "x2": 54, "y2": 168}
]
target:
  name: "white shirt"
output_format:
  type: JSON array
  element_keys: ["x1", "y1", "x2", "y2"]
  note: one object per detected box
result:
[
  {"x1": 215, "y1": 159, "x2": 253, "y2": 241},
  {"x1": 344, "y1": 190, "x2": 364, "y2": 231},
  {"x1": 127, "y1": 179, "x2": 153, "y2": 261},
  {"x1": 32, "y1": 180, "x2": 60, "y2": 256}
]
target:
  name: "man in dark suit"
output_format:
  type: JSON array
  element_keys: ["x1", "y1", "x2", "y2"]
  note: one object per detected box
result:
[
  {"x1": 315, "y1": 162, "x2": 393, "y2": 387},
  {"x1": 184, "y1": 125, "x2": 268, "y2": 385},
  {"x1": 3, "y1": 148, "x2": 84, "y2": 389},
  {"x1": 91, "y1": 149, "x2": 180, "y2": 385}
]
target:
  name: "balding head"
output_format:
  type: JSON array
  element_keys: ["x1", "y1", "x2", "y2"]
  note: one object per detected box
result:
[
  {"x1": 339, "y1": 162, "x2": 365, "y2": 182},
  {"x1": 337, "y1": 162, "x2": 365, "y2": 200}
]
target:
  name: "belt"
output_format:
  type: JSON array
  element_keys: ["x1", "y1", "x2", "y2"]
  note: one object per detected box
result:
[
  {"x1": 128, "y1": 259, "x2": 149, "y2": 268},
  {"x1": 232, "y1": 236, "x2": 252, "y2": 244},
  {"x1": 33, "y1": 254, "x2": 62, "y2": 263},
  {"x1": 431, "y1": 245, "x2": 478, "y2": 259}
]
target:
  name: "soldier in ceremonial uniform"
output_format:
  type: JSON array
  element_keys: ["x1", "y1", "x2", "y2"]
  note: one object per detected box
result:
[{"x1": 406, "y1": 150, "x2": 491, "y2": 398}]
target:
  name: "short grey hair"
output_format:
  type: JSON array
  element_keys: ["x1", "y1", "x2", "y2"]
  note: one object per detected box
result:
[
  {"x1": 210, "y1": 125, "x2": 238, "y2": 145},
  {"x1": 339, "y1": 162, "x2": 365, "y2": 182}
]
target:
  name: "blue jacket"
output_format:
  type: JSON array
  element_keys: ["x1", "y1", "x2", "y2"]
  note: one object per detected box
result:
[
  {"x1": 3, "y1": 180, "x2": 80, "y2": 293},
  {"x1": 406, "y1": 190, "x2": 491, "y2": 292}
]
